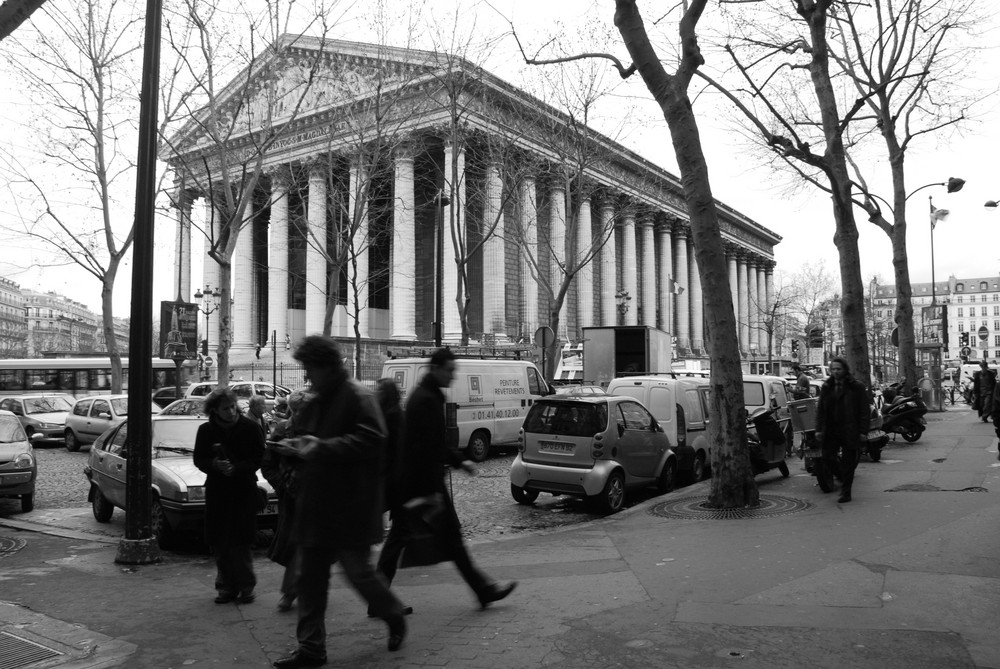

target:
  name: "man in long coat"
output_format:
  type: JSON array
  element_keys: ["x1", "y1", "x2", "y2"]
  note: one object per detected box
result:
[
  {"x1": 815, "y1": 356, "x2": 870, "y2": 504},
  {"x1": 272, "y1": 336, "x2": 407, "y2": 669}
]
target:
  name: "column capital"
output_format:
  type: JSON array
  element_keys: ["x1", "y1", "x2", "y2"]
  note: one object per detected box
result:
[{"x1": 265, "y1": 164, "x2": 294, "y2": 190}]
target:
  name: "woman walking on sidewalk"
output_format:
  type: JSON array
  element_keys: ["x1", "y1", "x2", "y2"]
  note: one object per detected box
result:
[{"x1": 815, "y1": 357, "x2": 870, "y2": 504}]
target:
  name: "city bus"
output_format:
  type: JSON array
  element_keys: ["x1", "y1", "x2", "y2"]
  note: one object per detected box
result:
[{"x1": 0, "y1": 357, "x2": 196, "y2": 399}]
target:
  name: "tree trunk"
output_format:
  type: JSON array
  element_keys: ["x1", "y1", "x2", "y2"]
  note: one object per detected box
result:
[
  {"x1": 216, "y1": 262, "x2": 232, "y2": 386},
  {"x1": 101, "y1": 267, "x2": 123, "y2": 393}
]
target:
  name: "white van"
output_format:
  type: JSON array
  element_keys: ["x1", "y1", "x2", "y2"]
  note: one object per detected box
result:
[
  {"x1": 381, "y1": 357, "x2": 552, "y2": 462},
  {"x1": 605, "y1": 374, "x2": 712, "y2": 482}
]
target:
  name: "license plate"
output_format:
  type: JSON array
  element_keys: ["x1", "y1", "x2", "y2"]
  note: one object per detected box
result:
[
  {"x1": 259, "y1": 502, "x2": 278, "y2": 516},
  {"x1": 540, "y1": 441, "x2": 575, "y2": 454}
]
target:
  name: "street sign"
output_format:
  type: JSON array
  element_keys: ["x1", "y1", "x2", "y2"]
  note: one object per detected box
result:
[
  {"x1": 961, "y1": 346, "x2": 972, "y2": 356},
  {"x1": 979, "y1": 325, "x2": 989, "y2": 341},
  {"x1": 204, "y1": 357, "x2": 214, "y2": 367}
]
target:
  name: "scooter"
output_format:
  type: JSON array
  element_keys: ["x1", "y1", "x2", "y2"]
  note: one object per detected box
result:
[
  {"x1": 881, "y1": 390, "x2": 927, "y2": 442},
  {"x1": 862, "y1": 404, "x2": 890, "y2": 461},
  {"x1": 746, "y1": 406, "x2": 790, "y2": 478}
]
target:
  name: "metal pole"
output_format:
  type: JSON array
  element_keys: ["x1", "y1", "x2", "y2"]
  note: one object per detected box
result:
[
  {"x1": 117, "y1": 0, "x2": 163, "y2": 565},
  {"x1": 434, "y1": 191, "x2": 442, "y2": 347},
  {"x1": 272, "y1": 329, "x2": 277, "y2": 387}
]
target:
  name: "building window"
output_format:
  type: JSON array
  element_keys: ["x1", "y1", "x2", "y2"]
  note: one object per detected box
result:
[
  {"x1": 958, "y1": 296, "x2": 964, "y2": 303},
  {"x1": 957, "y1": 283, "x2": 964, "y2": 292},
  {"x1": 995, "y1": 335, "x2": 1000, "y2": 346},
  {"x1": 983, "y1": 307, "x2": 989, "y2": 317},
  {"x1": 982, "y1": 282, "x2": 989, "y2": 291},
  {"x1": 959, "y1": 308, "x2": 964, "y2": 317}
]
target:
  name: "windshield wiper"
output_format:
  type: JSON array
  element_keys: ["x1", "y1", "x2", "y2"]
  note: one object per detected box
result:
[{"x1": 154, "y1": 445, "x2": 194, "y2": 454}]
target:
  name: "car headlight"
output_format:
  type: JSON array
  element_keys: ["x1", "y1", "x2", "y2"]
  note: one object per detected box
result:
[
  {"x1": 37, "y1": 422, "x2": 56, "y2": 429},
  {"x1": 13, "y1": 452, "x2": 34, "y2": 468},
  {"x1": 185, "y1": 486, "x2": 206, "y2": 502}
]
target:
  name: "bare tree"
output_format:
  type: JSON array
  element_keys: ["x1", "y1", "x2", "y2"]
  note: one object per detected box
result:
[{"x1": 0, "y1": 0, "x2": 145, "y2": 391}]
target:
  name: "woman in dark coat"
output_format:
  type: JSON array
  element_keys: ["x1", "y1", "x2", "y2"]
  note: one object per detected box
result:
[
  {"x1": 815, "y1": 357, "x2": 870, "y2": 504},
  {"x1": 193, "y1": 386, "x2": 265, "y2": 604}
]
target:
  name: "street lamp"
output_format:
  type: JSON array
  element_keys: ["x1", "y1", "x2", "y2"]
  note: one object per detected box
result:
[
  {"x1": 433, "y1": 189, "x2": 451, "y2": 348},
  {"x1": 193, "y1": 285, "x2": 218, "y2": 379},
  {"x1": 615, "y1": 289, "x2": 631, "y2": 325}
]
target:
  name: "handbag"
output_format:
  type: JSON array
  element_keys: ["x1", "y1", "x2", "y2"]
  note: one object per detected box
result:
[{"x1": 398, "y1": 493, "x2": 451, "y2": 568}]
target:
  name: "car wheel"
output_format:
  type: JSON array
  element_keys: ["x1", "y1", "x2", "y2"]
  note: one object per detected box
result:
[
  {"x1": 778, "y1": 460, "x2": 790, "y2": 478},
  {"x1": 592, "y1": 470, "x2": 626, "y2": 514},
  {"x1": 691, "y1": 451, "x2": 707, "y2": 483},
  {"x1": 510, "y1": 483, "x2": 539, "y2": 505},
  {"x1": 657, "y1": 458, "x2": 677, "y2": 494},
  {"x1": 151, "y1": 497, "x2": 175, "y2": 550},
  {"x1": 92, "y1": 487, "x2": 114, "y2": 523},
  {"x1": 20, "y1": 493, "x2": 34, "y2": 513},
  {"x1": 466, "y1": 430, "x2": 490, "y2": 463},
  {"x1": 65, "y1": 429, "x2": 81, "y2": 452}
]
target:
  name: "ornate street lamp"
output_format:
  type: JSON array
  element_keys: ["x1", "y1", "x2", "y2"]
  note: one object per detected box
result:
[
  {"x1": 433, "y1": 189, "x2": 451, "y2": 348},
  {"x1": 194, "y1": 285, "x2": 219, "y2": 379}
]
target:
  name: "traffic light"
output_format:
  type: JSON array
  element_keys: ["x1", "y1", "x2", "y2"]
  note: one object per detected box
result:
[
  {"x1": 960, "y1": 331, "x2": 970, "y2": 347},
  {"x1": 201, "y1": 339, "x2": 209, "y2": 355},
  {"x1": 807, "y1": 326, "x2": 824, "y2": 348},
  {"x1": 791, "y1": 339, "x2": 799, "y2": 353}
]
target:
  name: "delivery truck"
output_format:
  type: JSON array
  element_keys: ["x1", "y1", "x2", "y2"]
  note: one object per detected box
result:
[{"x1": 582, "y1": 326, "x2": 672, "y2": 388}]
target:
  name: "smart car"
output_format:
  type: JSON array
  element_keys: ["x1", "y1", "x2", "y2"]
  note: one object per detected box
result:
[
  {"x1": 509, "y1": 395, "x2": 676, "y2": 514},
  {"x1": 0, "y1": 394, "x2": 74, "y2": 443},
  {"x1": 64, "y1": 395, "x2": 161, "y2": 452},
  {"x1": 83, "y1": 414, "x2": 278, "y2": 548},
  {"x1": 0, "y1": 410, "x2": 35, "y2": 512}
]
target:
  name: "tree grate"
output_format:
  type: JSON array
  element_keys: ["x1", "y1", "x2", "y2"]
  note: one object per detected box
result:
[
  {"x1": 0, "y1": 632, "x2": 62, "y2": 669},
  {"x1": 0, "y1": 537, "x2": 25, "y2": 559},
  {"x1": 649, "y1": 494, "x2": 812, "y2": 520}
]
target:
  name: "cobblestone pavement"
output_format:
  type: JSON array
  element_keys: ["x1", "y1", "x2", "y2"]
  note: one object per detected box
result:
[{"x1": 0, "y1": 442, "x2": 675, "y2": 542}]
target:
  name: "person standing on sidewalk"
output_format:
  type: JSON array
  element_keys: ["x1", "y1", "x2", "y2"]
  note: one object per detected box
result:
[
  {"x1": 273, "y1": 336, "x2": 406, "y2": 669},
  {"x1": 246, "y1": 395, "x2": 270, "y2": 437},
  {"x1": 973, "y1": 360, "x2": 996, "y2": 422},
  {"x1": 193, "y1": 387, "x2": 266, "y2": 604},
  {"x1": 376, "y1": 347, "x2": 516, "y2": 609},
  {"x1": 815, "y1": 357, "x2": 870, "y2": 504}
]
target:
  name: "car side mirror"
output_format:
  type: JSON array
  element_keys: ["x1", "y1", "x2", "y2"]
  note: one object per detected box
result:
[{"x1": 98, "y1": 412, "x2": 111, "y2": 420}]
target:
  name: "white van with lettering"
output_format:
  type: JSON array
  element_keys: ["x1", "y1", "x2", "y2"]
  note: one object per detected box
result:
[{"x1": 381, "y1": 357, "x2": 553, "y2": 462}]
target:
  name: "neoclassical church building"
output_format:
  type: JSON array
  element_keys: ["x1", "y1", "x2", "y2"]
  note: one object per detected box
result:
[{"x1": 166, "y1": 36, "x2": 781, "y2": 364}]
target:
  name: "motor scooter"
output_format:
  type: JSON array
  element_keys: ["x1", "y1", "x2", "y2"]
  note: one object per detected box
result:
[
  {"x1": 881, "y1": 390, "x2": 927, "y2": 442},
  {"x1": 788, "y1": 398, "x2": 835, "y2": 492},
  {"x1": 746, "y1": 406, "x2": 790, "y2": 478}
]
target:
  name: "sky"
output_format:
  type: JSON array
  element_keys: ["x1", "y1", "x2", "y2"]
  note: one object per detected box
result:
[{"x1": 0, "y1": 0, "x2": 997, "y2": 316}]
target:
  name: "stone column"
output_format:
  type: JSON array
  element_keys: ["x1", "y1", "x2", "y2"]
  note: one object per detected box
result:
[
  {"x1": 727, "y1": 250, "x2": 739, "y2": 338},
  {"x1": 349, "y1": 157, "x2": 369, "y2": 338},
  {"x1": 548, "y1": 183, "x2": 568, "y2": 340},
  {"x1": 658, "y1": 221, "x2": 674, "y2": 334},
  {"x1": 305, "y1": 160, "x2": 328, "y2": 336},
  {"x1": 391, "y1": 146, "x2": 417, "y2": 340},
  {"x1": 232, "y1": 185, "x2": 255, "y2": 350},
  {"x1": 737, "y1": 254, "x2": 748, "y2": 353},
  {"x1": 520, "y1": 176, "x2": 539, "y2": 338},
  {"x1": 688, "y1": 239, "x2": 703, "y2": 351},
  {"x1": 481, "y1": 161, "x2": 505, "y2": 336},
  {"x1": 267, "y1": 168, "x2": 291, "y2": 347},
  {"x1": 748, "y1": 258, "x2": 759, "y2": 354},
  {"x1": 442, "y1": 141, "x2": 464, "y2": 342},
  {"x1": 599, "y1": 199, "x2": 617, "y2": 326},
  {"x1": 673, "y1": 227, "x2": 690, "y2": 349},
  {"x1": 173, "y1": 187, "x2": 194, "y2": 301},
  {"x1": 575, "y1": 197, "x2": 594, "y2": 332},
  {"x1": 621, "y1": 209, "x2": 638, "y2": 326},
  {"x1": 757, "y1": 264, "x2": 769, "y2": 357},
  {"x1": 639, "y1": 214, "x2": 656, "y2": 327}
]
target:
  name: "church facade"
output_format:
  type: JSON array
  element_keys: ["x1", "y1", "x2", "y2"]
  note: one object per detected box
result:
[{"x1": 165, "y1": 36, "x2": 781, "y2": 363}]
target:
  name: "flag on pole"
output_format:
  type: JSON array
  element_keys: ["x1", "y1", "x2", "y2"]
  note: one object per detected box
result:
[
  {"x1": 668, "y1": 276, "x2": 685, "y2": 295},
  {"x1": 930, "y1": 202, "x2": 950, "y2": 230}
]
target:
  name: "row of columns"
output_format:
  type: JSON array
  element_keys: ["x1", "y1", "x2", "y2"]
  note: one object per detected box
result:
[{"x1": 173, "y1": 144, "x2": 775, "y2": 356}]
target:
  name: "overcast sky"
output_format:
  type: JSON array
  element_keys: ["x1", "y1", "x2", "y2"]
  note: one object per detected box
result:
[{"x1": 1, "y1": 0, "x2": 998, "y2": 315}]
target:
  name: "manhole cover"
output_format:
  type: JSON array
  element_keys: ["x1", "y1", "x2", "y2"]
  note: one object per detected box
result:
[
  {"x1": 649, "y1": 494, "x2": 811, "y2": 520},
  {"x1": 0, "y1": 536, "x2": 26, "y2": 559},
  {"x1": 0, "y1": 631, "x2": 62, "y2": 668}
]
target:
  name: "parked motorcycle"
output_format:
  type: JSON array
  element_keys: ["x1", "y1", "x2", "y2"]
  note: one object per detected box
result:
[
  {"x1": 881, "y1": 390, "x2": 927, "y2": 442},
  {"x1": 746, "y1": 406, "x2": 790, "y2": 478}
]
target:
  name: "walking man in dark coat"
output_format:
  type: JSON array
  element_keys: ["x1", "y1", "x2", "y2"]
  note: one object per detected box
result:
[
  {"x1": 815, "y1": 356, "x2": 871, "y2": 504},
  {"x1": 376, "y1": 347, "x2": 516, "y2": 609},
  {"x1": 272, "y1": 336, "x2": 407, "y2": 669}
]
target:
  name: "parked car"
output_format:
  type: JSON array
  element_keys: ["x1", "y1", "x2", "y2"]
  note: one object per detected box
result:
[
  {"x1": 158, "y1": 398, "x2": 207, "y2": 417},
  {"x1": 152, "y1": 386, "x2": 186, "y2": 409},
  {"x1": 0, "y1": 395, "x2": 74, "y2": 443},
  {"x1": 509, "y1": 395, "x2": 677, "y2": 514},
  {"x1": 554, "y1": 385, "x2": 607, "y2": 397},
  {"x1": 83, "y1": 414, "x2": 278, "y2": 548},
  {"x1": 0, "y1": 410, "x2": 35, "y2": 512},
  {"x1": 185, "y1": 381, "x2": 292, "y2": 411},
  {"x1": 64, "y1": 395, "x2": 161, "y2": 452}
]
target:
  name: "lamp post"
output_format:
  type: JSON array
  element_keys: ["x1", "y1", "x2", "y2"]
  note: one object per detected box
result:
[
  {"x1": 193, "y1": 285, "x2": 218, "y2": 379},
  {"x1": 433, "y1": 189, "x2": 451, "y2": 348},
  {"x1": 615, "y1": 289, "x2": 631, "y2": 326}
]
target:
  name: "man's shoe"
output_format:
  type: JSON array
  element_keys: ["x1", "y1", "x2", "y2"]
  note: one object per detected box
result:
[
  {"x1": 272, "y1": 651, "x2": 327, "y2": 668},
  {"x1": 214, "y1": 591, "x2": 236, "y2": 604},
  {"x1": 478, "y1": 581, "x2": 517, "y2": 609},
  {"x1": 387, "y1": 615, "x2": 406, "y2": 652},
  {"x1": 236, "y1": 590, "x2": 256, "y2": 604},
  {"x1": 838, "y1": 494, "x2": 851, "y2": 503},
  {"x1": 277, "y1": 594, "x2": 295, "y2": 612},
  {"x1": 367, "y1": 605, "x2": 413, "y2": 618}
]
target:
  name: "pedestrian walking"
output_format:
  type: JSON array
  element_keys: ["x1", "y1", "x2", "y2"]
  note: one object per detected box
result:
[
  {"x1": 791, "y1": 364, "x2": 812, "y2": 400},
  {"x1": 246, "y1": 395, "x2": 270, "y2": 437},
  {"x1": 260, "y1": 388, "x2": 313, "y2": 613},
  {"x1": 193, "y1": 387, "x2": 266, "y2": 604},
  {"x1": 375, "y1": 348, "x2": 516, "y2": 609},
  {"x1": 272, "y1": 336, "x2": 406, "y2": 669},
  {"x1": 815, "y1": 357, "x2": 870, "y2": 504},
  {"x1": 973, "y1": 360, "x2": 996, "y2": 422}
]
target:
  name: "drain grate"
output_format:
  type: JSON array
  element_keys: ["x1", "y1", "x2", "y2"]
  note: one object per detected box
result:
[
  {"x1": 0, "y1": 537, "x2": 25, "y2": 559},
  {"x1": 0, "y1": 631, "x2": 62, "y2": 669},
  {"x1": 649, "y1": 494, "x2": 811, "y2": 520}
]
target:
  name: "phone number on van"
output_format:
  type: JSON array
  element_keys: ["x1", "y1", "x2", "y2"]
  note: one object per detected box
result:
[{"x1": 465, "y1": 408, "x2": 520, "y2": 420}]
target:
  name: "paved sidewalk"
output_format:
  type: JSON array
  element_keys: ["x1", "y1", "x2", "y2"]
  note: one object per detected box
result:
[{"x1": 1, "y1": 405, "x2": 998, "y2": 668}]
